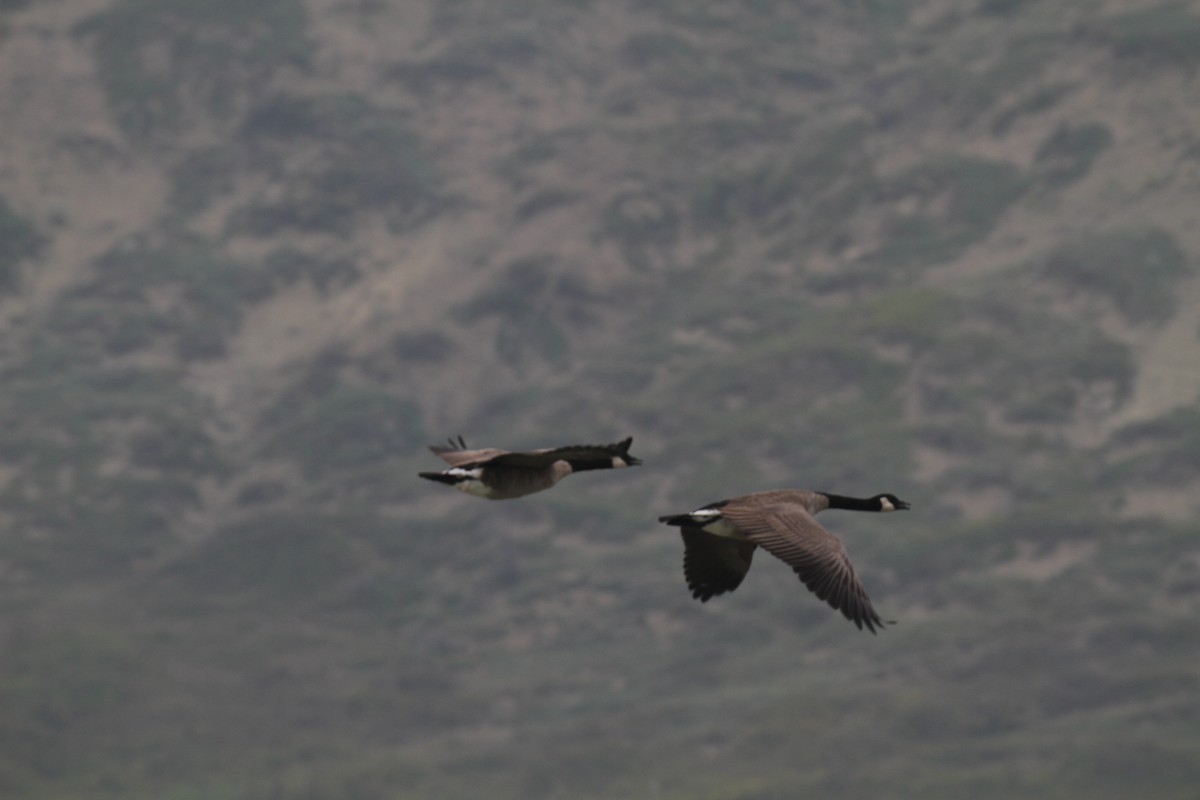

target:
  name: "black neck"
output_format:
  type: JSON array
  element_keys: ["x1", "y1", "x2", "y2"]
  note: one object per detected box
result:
[
  {"x1": 822, "y1": 493, "x2": 879, "y2": 512},
  {"x1": 567, "y1": 458, "x2": 612, "y2": 473}
]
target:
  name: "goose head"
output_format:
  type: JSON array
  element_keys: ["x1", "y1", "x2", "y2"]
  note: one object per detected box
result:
[{"x1": 874, "y1": 494, "x2": 910, "y2": 512}]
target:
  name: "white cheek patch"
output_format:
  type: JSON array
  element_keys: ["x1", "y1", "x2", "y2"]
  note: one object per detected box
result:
[
  {"x1": 612, "y1": 456, "x2": 629, "y2": 469},
  {"x1": 879, "y1": 497, "x2": 895, "y2": 512}
]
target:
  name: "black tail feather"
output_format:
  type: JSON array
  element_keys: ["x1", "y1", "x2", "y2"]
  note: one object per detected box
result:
[
  {"x1": 419, "y1": 471, "x2": 460, "y2": 485},
  {"x1": 428, "y1": 435, "x2": 468, "y2": 454}
]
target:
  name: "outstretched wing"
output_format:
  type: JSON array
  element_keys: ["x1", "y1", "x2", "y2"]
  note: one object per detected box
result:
[
  {"x1": 681, "y1": 529, "x2": 756, "y2": 602},
  {"x1": 428, "y1": 436, "x2": 507, "y2": 467},
  {"x1": 482, "y1": 437, "x2": 635, "y2": 468},
  {"x1": 720, "y1": 501, "x2": 886, "y2": 633}
]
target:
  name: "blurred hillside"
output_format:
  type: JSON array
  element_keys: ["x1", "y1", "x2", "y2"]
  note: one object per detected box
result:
[{"x1": 1, "y1": 0, "x2": 1199, "y2": 798}]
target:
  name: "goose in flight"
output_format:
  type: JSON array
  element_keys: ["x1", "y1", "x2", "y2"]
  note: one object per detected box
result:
[
  {"x1": 419, "y1": 436, "x2": 641, "y2": 500},
  {"x1": 658, "y1": 489, "x2": 908, "y2": 633}
]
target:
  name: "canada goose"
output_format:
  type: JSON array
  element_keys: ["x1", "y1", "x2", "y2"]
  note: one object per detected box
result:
[
  {"x1": 419, "y1": 435, "x2": 641, "y2": 500},
  {"x1": 658, "y1": 490, "x2": 909, "y2": 633}
]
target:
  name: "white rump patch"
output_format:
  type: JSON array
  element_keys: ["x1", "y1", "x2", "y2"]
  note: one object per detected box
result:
[
  {"x1": 689, "y1": 508, "x2": 740, "y2": 539},
  {"x1": 448, "y1": 468, "x2": 493, "y2": 498}
]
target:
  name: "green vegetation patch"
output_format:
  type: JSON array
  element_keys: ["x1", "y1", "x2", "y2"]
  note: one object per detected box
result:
[
  {"x1": 1103, "y1": 407, "x2": 1200, "y2": 486},
  {"x1": 453, "y1": 255, "x2": 603, "y2": 366},
  {"x1": 230, "y1": 93, "x2": 442, "y2": 235},
  {"x1": 86, "y1": 233, "x2": 273, "y2": 359},
  {"x1": 1090, "y1": 3, "x2": 1200, "y2": 68},
  {"x1": 389, "y1": 28, "x2": 549, "y2": 94},
  {"x1": 689, "y1": 122, "x2": 870, "y2": 235},
  {"x1": 262, "y1": 382, "x2": 424, "y2": 479},
  {"x1": 620, "y1": 31, "x2": 700, "y2": 69},
  {"x1": 77, "y1": 0, "x2": 310, "y2": 141},
  {"x1": 1034, "y1": 227, "x2": 1193, "y2": 323},
  {"x1": 602, "y1": 190, "x2": 680, "y2": 250},
  {"x1": 991, "y1": 82, "x2": 1075, "y2": 135},
  {"x1": 1034, "y1": 122, "x2": 1113, "y2": 186},
  {"x1": 0, "y1": 360, "x2": 222, "y2": 577},
  {"x1": 0, "y1": 237, "x2": 239, "y2": 580},
  {"x1": 855, "y1": 287, "x2": 963, "y2": 349},
  {"x1": 164, "y1": 513, "x2": 370, "y2": 605},
  {"x1": 624, "y1": 301, "x2": 912, "y2": 489},
  {"x1": 260, "y1": 246, "x2": 361, "y2": 294},
  {"x1": 0, "y1": 195, "x2": 45, "y2": 293},
  {"x1": 980, "y1": 0, "x2": 1031, "y2": 14},
  {"x1": 868, "y1": 156, "x2": 1027, "y2": 267},
  {"x1": 877, "y1": 35, "x2": 1056, "y2": 130},
  {"x1": 919, "y1": 294, "x2": 1136, "y2": 425},
  {"x1": 0, "y1": 627, "x2": 142, "y2": 783}
]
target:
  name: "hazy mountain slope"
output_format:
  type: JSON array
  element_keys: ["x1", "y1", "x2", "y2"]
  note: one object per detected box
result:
[{"x1": 1, "y1": 1, "x2": 1199, "y2": 798}]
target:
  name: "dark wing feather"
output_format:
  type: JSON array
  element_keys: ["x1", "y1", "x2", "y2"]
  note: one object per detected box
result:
[
  {"x1": 483, "y1": 437, "x2": 633, "y2": 468},
  {"x1": 720, "y1": 501, "x2": 885, "y2": 633},
  {"x1": 681, "y1": 529, "x2": 756, "y2": 602}
]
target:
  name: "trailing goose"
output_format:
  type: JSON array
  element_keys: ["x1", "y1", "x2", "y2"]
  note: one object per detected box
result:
[
  {"x1": 419, "y1": 435, "x2": 641, "y2": 500},
  {"x1": 658, "y1": 490, "x2": 909, "y2": 633}
]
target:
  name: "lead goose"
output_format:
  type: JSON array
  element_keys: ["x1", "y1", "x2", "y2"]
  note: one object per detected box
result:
[
  {"x1": 658, "y1": 489, "x2": 909, "y2": 633},
  {"x1": 419, "y1": 435, "x2": 641, "y2": 500}
]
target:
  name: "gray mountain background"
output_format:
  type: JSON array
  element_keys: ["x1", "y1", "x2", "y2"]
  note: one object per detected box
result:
[{"x1": 2, "y1": 1, "x2": 1200, "y2": 798}]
